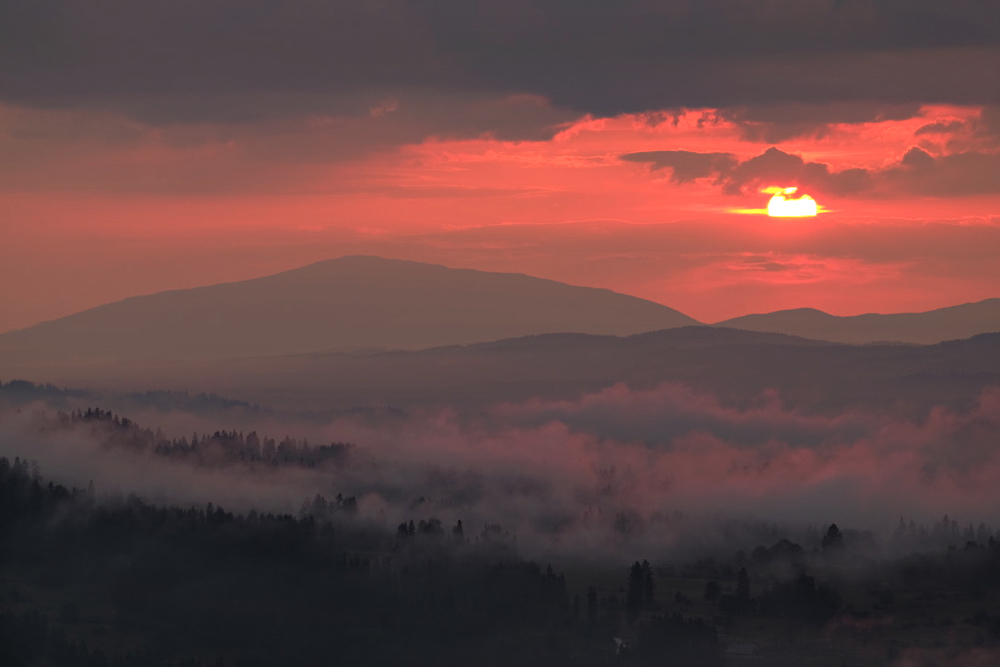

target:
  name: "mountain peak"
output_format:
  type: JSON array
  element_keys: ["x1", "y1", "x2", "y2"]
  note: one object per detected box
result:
[{"x1": 0, "y1": 256, "x2": 697, "y2": 364}]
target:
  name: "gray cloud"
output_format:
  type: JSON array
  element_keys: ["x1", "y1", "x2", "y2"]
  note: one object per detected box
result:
[
  {"x1": 881, "y1": 147, "x2": 1000, "y2": 196},
  {"x1": 915, "y1": 120, "x2": 968, "y2": 136},
  {"x1": 719, "y1": 102, "x2": 924, "y2": 142},
  {"x1": 622, "y1": 145, "x2": 1000, "y2": 197},
  {"x1": 0, "y1": 91, "x2": 578, "y2": 192},
  {"x1": 620, "y1": 150, "x2": 737, "y2": 183},
  {"x1": 1, "y1": 1, "x2": 999, "y2": 127},
  {"x1": 981, "y1": 106, "x2": 1000, "y2": 137}
]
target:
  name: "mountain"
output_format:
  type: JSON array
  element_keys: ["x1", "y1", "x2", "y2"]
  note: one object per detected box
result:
[
  {"x1": 0, "y1": 255, "x2": 698, "y2": 364},
  {"x1": 7, "y1": 327, "x2": 997, "y2": 419},
  {"x1": 220, "y1": 329, "x2": 999, "y2": 414},
  {"x1": 714, "y1": 299, "x2": 1000, "y2": 344}
]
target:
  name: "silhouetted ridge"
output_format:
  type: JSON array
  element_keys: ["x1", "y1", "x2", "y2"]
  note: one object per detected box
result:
[
  {"x1": 448, "y1": 326, "x2": 828, "y2": 355},
  {"x1": 0, "y1": 256, "x2": 697, "y2": 364},
  {"x1": 716, "y1": 298, "x2": 1000, "y2": 344}
]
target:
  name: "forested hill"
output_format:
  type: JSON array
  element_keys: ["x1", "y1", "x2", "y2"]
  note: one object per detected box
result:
[
  {"x1": 5, "y1": 455, "x2": 1000, "y2": 665},
  {"x1": 52, "y1": 406, "x2": 356, "y2": 471},
  {"x1": 0, "y1": 457, "x2": 723, "y2": 667}
]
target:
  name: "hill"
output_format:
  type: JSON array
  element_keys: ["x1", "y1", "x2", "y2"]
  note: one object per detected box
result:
[
  {"x1": 0, "y1": 255, "x2": 697, "y2": 364},
  {"x1": 9, "y1": 327, "x2": 997, "y2": 419},
  {"x1": 714, "y1": 299, "x2": 1000, "y2": 344},
  {"x1": 211, "y1": 328, "x2": 997, "y2": 414}
]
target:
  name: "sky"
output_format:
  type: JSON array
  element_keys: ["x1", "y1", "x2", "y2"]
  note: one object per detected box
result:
[{"x1": 2, "y1": 0, "x2": 999, "y2": 333}]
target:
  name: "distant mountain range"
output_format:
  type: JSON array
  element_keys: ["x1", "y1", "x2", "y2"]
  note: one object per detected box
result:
[
  {"x1": 0, "y1": 256, "x2": 695, "y2": 364},
  {"x1": 0, "y1": 257, "x2": 997, "y2": 374},
  {"x1": 5, "y1": 326, "x2": 997, "y2": 418},
  {"x1": 715, "y1": 299, "x2": 1000, "y2": 345}
]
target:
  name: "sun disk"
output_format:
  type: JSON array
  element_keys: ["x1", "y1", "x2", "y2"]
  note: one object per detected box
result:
[{"x1": 766, "y1": 187, "x2": 818, "y2": 217}]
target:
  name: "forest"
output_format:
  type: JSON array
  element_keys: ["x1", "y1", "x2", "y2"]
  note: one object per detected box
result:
[
  {"x1": 4, "y1": 436, "x2": 1000, "y2": 666},
  {"x1": 0, "y1": 453, "x2": 724, "y2": 667}
]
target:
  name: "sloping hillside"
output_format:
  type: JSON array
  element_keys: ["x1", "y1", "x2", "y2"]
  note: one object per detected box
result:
[{"x1": 0, "y1": 256, "x2": 698, "y2": 364}]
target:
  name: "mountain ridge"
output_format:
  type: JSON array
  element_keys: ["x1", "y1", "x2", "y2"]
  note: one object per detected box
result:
[
  {"x1": 2, "y1": 256, "x2": 998, "y2": 366},
  {"x1": 714, "y1": 298, "x2": 1000, "y2": 345},
  {"x1": 0, "y1": 255, "x2": 697, "y2": 364},
  {"x1": 8, "y1": 326, "x2": 995, "y2": 415}
]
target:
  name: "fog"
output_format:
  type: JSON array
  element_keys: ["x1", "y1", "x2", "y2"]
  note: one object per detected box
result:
[{"x1": 3, "y1": 380, "x2": 1000, "y2": 562}]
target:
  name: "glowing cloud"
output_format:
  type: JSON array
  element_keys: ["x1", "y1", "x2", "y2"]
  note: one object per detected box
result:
[{"x1": 766, "y1": 187, "x2": 818, "y2": 217}]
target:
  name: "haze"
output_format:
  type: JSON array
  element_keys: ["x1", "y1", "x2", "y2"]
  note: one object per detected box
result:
[{"x1": 3, "y1": 2, "x2": 1000, "y2": 666}]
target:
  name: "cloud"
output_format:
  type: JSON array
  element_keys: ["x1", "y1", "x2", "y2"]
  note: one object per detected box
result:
[
  {"x1": 882, "y1": 146, "x2": 1000, "y2": 196},
  {"x1": 719, "y1": 102, "x2": 923, "y2": 143},
  {"x1": 622, "y1": 145, "x2": 1000, "y2": 197},
  {"x1": 622, "y1": 146, "x2": 870, "y2": 196},
  {"x1": 619, "y1": 151, "x2": 737, "y2": 183},
  {"x1": 723, "y1": 147, "x2": 873, "y2": 195},
  {"x1": 915, "y1": 119, "x2": 968, "y2": 136},
  {"x1": 2, "y1": 1, "x2": 999, "y2": 126},
  {"x1": 0, "y1": 92, "x2": 578, "y2": 193},
  {"x1": 980, "y1": 106, "x2": 1000, "y2": 138}
]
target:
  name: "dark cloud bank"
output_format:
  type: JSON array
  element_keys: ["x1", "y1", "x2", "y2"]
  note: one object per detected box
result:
[
  {"x1": 2, "y1": 1, "x2": 999, "y2": 127},
  {"x1": 3, "y1": 0, "x2": 998, "y2": 200}
]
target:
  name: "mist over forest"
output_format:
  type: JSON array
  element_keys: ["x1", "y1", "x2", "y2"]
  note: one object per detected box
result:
[
  {"x1": 4, "y1": 364, "x2": 1000, "y2": 553},
  {"x1": 2, "y1": 263, "x2": 1000, "y2": 666},
  {"x1": 0, "y1": 258, "x2": 1000, "y2": 667},
  {"x1": 5, "y1": 0, "x2": 1000, "y2": 660},
  {"x1": 5, "y1": 369, "x2": 1000, "y2": 666}
]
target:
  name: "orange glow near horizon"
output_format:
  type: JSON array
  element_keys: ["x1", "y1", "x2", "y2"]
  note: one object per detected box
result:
[
  {"x1": 766, "y1": 187, "x2": 819, "y2": 217},
  {"x1": 0, "y1": 103, "x2": 998, "y2": 332}
]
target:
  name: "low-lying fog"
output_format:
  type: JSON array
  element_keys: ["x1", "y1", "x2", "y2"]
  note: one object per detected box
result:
[{"x1": 3, "y1": 380, "x2": 999, "y2": 563}]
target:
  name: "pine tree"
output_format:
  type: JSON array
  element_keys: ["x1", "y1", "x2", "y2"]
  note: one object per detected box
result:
[
  {"x1": 641, "y1": 559, "x2": 655, "y2": 607},
  {"x1": 822, "y1": 524, "x2": 844, "y2": 552},
  {"x1": 626, "y1": 561, "x2": 644, "y2": 622},
  {"x1": 736, "y1": 567, "x2": 750, "y2": 603}
]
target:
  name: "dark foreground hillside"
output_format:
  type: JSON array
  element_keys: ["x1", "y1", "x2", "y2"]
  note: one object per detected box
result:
[
  {"x1": 0, "y1": 457, "x2": 722, "y2": 667},
  {"x1": 5, "y1": 450, "x2": 1000, "y2": 666}
]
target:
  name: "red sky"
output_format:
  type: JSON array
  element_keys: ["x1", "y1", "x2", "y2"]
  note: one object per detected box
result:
[
  {"x1": 3, "y1": 101, "x2": 998, "y2": 332},
  {"x1": 2, "y1": 2, "x2": 1000, "y2": 334}
]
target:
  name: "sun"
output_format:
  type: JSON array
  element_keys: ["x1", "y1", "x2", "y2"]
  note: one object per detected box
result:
[{"x1": 766, "y1": 187, "x2": 818, "y2": 217}]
